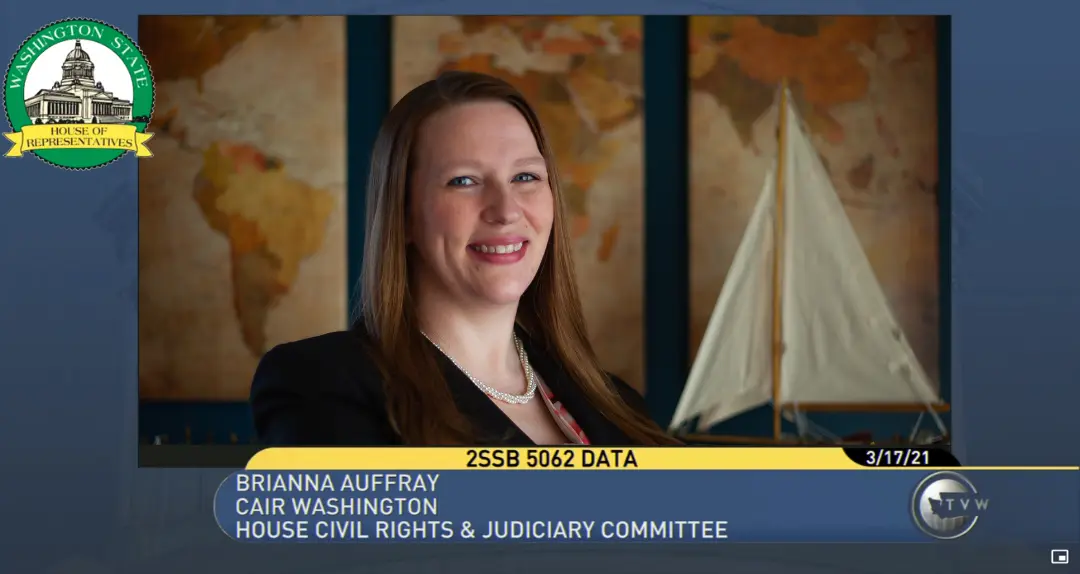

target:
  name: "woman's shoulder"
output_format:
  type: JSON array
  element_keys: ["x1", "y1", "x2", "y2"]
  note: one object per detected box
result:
[
  {"x1": 263, "y1": 329, "x2": 371, "y2": 359},
  {"x1": 253, "y1": 330, "x2": 384, "y2": 396},
  {"x1": 250, "y1": 330, "x2": 399, "y2": 445}
]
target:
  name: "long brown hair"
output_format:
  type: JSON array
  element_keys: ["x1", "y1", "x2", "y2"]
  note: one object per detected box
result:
[{"x1": 355, "y1": 70, "x2": 679, "y2": 446}]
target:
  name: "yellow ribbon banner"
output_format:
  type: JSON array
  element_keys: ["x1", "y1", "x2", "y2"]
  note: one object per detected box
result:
[
  {"x1": 4, "y1": 123, "x2": 153, "y2": 157},
  {"x1": 245, "y1": 447, "x2": 1080, "y2": 472}
]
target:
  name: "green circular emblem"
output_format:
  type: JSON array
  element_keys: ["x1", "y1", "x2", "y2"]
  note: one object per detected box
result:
[{"x1": 3, "y1": 18, "x2": 155, "y2": 170}]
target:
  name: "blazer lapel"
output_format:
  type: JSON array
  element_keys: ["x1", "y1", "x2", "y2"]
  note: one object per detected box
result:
[
  {"x1": 428, "y1": 331, "x2": 634, "y2": 446},
  {"x1": 517, "y1": 330, "x2": 633, "y2": 445},
  {"x1": 432, "y1": 352, "x2": 534, "y2": 445}
]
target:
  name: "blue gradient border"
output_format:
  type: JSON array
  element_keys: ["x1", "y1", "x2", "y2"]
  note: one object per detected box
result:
[{"x1": 2, "y1": 2, "x2": 1078, "y2": 573}]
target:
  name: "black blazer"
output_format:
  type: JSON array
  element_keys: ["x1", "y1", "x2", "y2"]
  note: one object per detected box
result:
[{"x1": 249, "y1": 328, "x2": 651, "y2": 446}]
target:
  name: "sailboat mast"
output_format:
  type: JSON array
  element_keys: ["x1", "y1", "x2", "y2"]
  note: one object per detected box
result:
[{"x1": 772, "y1": 80, "x2": 789, "y2": 440}]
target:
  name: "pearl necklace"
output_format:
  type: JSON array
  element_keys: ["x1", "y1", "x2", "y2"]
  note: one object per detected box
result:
[{"x1": 421, "y1": 331, "x2": 538, "y2": 405}]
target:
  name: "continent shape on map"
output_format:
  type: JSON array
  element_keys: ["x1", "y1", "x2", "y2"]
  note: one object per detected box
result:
[
  {"x1": 194, "y1": 142, "x2": 336, "y2": 356},
  {"x1": 690, "y1": 16, "x2": 883, "y2": 147},
  {"x1": 140, "y1": 16, "x2": 302, "y2": 89},
  {"x1": 138, "y1": 15, "x2": 347, "y2": 400}
]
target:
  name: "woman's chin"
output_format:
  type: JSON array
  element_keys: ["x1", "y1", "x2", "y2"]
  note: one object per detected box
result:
[
  {"x1": 472, "y1": 281, "x2": 532, "y2": 307},
  {"x1": 480, "y1": 291, "x2": 528, "y2": 307}
]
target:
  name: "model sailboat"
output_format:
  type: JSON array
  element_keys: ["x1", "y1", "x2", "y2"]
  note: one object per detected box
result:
[{"x1": 670, "y1": 83, "x2": 949, "y2": 444}]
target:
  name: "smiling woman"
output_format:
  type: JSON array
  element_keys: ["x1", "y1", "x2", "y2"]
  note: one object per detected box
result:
[
  {"x1": 249, "y1": 71, "x2": 680, "y2": 447},
  {"x1": 407, "y1": 100, "x2": 555, "y2": 313}
]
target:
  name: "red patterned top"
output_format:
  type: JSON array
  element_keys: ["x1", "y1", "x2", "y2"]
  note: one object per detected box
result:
[{"x1": 539, "y1": 380, "x2": 591, "y2": 445}]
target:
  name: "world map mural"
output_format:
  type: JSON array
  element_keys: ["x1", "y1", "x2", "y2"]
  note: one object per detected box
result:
[{"x1": 138, "y1": 16, "x2": 347, "y2": 400}]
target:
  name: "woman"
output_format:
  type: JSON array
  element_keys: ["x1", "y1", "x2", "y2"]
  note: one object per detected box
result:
[{"x1": 250, "y1": 71, "x2": 679, "y2": 446}]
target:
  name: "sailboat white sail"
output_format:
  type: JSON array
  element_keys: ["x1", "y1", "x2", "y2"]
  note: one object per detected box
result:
[{"x1": 671, "y1": 85, "x2": 948, "y2": 441}]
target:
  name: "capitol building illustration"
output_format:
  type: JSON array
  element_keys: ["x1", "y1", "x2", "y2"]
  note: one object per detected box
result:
[{"x1": 23, "y1": 40, "x2": 133, "y2": 125}]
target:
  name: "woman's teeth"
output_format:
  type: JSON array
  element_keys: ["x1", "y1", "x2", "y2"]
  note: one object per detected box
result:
[{"x1": 471, "y1": 242, "x2": 524, "y2": 254}]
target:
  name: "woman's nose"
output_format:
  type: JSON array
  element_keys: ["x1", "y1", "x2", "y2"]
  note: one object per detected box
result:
[{"x1": 482, "y1": 184, "x2": 523, "y2": 225}]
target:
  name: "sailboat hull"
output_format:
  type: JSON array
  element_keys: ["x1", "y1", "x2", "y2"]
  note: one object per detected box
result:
[{"x1": 778, "y1": 402, "x2": 949, "y2": 413}]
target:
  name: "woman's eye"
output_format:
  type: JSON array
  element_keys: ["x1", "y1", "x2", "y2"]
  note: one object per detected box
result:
[
  {"x1": 447, "y1": 176, "x2": 476, "y2": 187},
  {"x1": 513, "y1": 173, "x2": 539, "y2": 183}
]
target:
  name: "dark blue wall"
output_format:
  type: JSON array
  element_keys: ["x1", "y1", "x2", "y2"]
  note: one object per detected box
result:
[{"x1": 139, "y1": 16, "x2": 950, "y2": 445}]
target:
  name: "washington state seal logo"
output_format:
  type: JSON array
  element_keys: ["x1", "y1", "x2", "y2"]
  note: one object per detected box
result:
[{"x1": 3, "y1": 18, "x2": 154, "y2": 170}]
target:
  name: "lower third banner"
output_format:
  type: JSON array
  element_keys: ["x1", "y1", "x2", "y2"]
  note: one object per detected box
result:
[{"x1": 211, "y1": 450, "x2": 1078, "y2": 544}]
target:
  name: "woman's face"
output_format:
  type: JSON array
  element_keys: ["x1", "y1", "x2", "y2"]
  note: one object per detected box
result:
[{"x1": 407, "y1": 100, "x2": 555, "y2": 309}]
